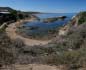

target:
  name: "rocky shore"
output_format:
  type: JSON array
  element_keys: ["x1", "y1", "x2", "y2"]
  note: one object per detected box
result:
[
  {"x1": 15, "y1": 15, "x2": 68, "y2": 40},
  {"x1": 6, "y1": 18, "x2": 51, "y2": 46}
]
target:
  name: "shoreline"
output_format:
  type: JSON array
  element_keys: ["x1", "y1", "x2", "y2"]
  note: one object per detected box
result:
[{"x1": 6, "y1": 18, "x2": 51, "y2": 46}]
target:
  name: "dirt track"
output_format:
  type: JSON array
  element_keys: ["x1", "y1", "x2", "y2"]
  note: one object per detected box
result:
[{"x1": 2, "y1": 64, "x2": 63, "y2": 70}]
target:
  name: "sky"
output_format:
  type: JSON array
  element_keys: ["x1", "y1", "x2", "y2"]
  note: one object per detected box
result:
[{"x1": 0, "y1": 0, "x2": 86, "y2": 13}]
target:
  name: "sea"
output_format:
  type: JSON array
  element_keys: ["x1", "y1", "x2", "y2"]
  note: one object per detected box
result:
[{"x1": 18, "y1": 13, "x2": 76, "y2": 36}]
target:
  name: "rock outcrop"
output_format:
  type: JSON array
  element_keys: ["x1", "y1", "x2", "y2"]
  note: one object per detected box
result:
[{"x1": 43, "y1": 16, "x2": 67, "y2": 23}]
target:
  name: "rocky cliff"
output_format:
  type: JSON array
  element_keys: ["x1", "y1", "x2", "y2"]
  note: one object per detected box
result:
[{"x1": 58, "y1": 11, "x2": 86, "y2": 36}]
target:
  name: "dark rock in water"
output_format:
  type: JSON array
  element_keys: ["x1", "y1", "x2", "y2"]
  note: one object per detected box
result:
[
  {"x1": 27, "y1": 26, "x2": 39, "y2": 30},
  {"x1": 19, "y1": 25, "x2": 39, "y2": 30},
  {"x1": 59, "y1": 16, "x2": 67, "y2": 19},
  {"x1": 43, "y1": 16, "x2": 67, "y2": 23}
]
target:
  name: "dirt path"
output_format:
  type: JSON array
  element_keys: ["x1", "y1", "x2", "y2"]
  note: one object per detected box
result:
[
  {"x1": 6, "y1": 19, "x2": 51, "y2": 46},
  {"x1": 2, "y1": 64, "x2": 63, "y2": 70},
  {"x1": 14, "y1": 64, "x2": 58, "y2": 70}
]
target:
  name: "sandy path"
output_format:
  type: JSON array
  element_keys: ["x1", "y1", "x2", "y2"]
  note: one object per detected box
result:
[
  {"x1": 14, "y1": 64, "x2": 58, "y2": 70},
  {"x1": 6, "y1": 19, "x2": 51, "y2": 46},
  {"x1": 2, "y1": 64, "x2": 62, "y2": 70}
]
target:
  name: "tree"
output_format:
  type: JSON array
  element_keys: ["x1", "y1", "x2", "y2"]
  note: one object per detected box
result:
[
  {"x1": 10, "y1": 10, "x2": 18, "y2": 21},
  {"x1": 18, "y1": 14, "x2": 24, "y2": 19}
]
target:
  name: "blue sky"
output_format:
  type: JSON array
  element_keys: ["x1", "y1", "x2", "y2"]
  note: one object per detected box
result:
[{"x1": 0, "y1": 0, "x2": 86, "y2": 13}]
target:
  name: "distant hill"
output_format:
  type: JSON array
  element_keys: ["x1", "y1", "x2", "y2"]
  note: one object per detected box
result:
[
  {"x1": 0, "y1": 7, "x2": 14, "y2": 12},
  {"x1": 0, "y1": 7, "x2": 41, "y2": 14},
  {"x1": 22, "y1": 11, "x2": 41, "y2": 14}
]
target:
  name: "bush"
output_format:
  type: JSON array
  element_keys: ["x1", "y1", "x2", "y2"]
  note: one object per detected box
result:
[{"x1": 78, "y1": 12, "x2": 86, "y2": 25}]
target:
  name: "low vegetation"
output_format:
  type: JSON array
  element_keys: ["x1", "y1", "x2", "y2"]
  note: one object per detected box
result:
[
  {"x1": 78, "y1": 12, "x2": 86, "y2": 25},
  {"x1": 0, "y1": 32, "x2": 16, "y2": 66}
]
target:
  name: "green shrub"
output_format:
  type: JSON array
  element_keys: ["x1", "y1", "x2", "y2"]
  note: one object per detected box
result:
[{"x1": 78, "y1": 12, "x2": 86, "y2": 25}]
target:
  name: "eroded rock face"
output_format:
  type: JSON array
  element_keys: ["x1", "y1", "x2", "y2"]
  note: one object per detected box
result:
[{"x1": 58, "y1": 25, "x2": 70, "y2": 36}]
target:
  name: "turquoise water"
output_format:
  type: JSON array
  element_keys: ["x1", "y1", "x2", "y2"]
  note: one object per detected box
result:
[{"x1": 19, "y1": 13, "x2": 76, "y2": 36}]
